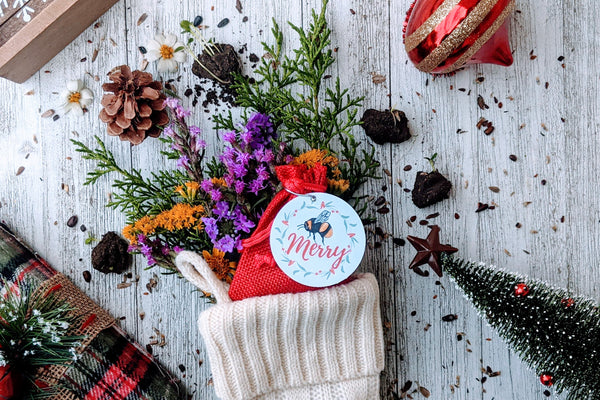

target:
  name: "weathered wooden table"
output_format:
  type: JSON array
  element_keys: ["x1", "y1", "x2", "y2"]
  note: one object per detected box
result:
[{"x1": 0, "y1": 1, "x2": 592, "y2": 399}]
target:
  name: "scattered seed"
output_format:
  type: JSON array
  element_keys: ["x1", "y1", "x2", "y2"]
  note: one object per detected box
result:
[
  {"x1": 80, "y1": 224, "x2": 87, "y2": 232},
  {"x1": 67, "y1": 215, "x2": 78, "y2": 227},
  {"x1": 377, "y1": 206, "x2": 390, "y2": 214},
  {"x1": 41, "y1": 109, "x2": 55, "y2": 118},
  {"x1": 403, "y1": 165, "x2": 412, "y2": 171},
  {"x1": 374, "y1": 196, "x2": 386, "y2": 207},
  {"x1": 475, "y1": 203, "x2": 489, "y2": 213},
  {"x1": 24, "y1": 89, "x2": 34, "y2": 95},
  {"x1": 509, "y1": 154, "x2": 517, "y2": 162},
  {"x1": 419, "y1": 386, "x2": 431, "y2": 398},
  {"x1": 504, "y1": 249, "x2": 512, "y2": 256},
  {"x1": 138, "y1": 46, "x2": 147, "y2": 54},
  {"x1": 16, "y1": 166, "x2": 25, "y2": 176},
  {"x1": 217, "y1": 18, "x2": 229, "y2": 28},
  {"x1": 61, "y1": 183, "x2": 69, "y2": 194},
  {"x1": 419, "y1": 220, "x2": 428, "y2": 226},
  {"x1": 516, "y1": 222, "x2": 522, "y2": 228},
  {"x1": 83, "y1": 270, "x2": 91, "y2": 282},
  {"x1": 392, "y1": 238, "x2": 405, "y2": 246},
  {"x1": 442, "y1": 314, "x2": 458, "y2": 322},
  {"x1": 477, "y1": 95, "x2": 489, "y2": 110},
  {"x1": 242, "y1": 16, "x2": 248, "y2": 22},
  {"x1": 235, "y1": 0, "x2": 243, "y2": 13},
  {"x1": 193, "y1": 15, "x2": 203, "y2": 26},
  {"x1": 52, "y1": 114, "x2": 60, "y2": 121},
  {"x1": 371, "y1": 73, "x2": 386, "y2": 84},
  {"x1": 401, "y1": 380, "x2": 412, "y2": 393},
  {"x1": 454, "y1": 213, "x2": 460, "y2": 219},
  {"x1": 178, "y1": 364, "x2": 186, "y2": 372},
  {"x1": 489, "y1": 186, "x2": 500, "y2": 193},
  {"x1": 117, "y1": 282, "x2": 132, "y2": 289},
  {"x1": 426, "y1": 212, "x2": 440, "y2": 219},
  {"x1": 137, "y1": 13, "x2": 148, "y2": 26}
]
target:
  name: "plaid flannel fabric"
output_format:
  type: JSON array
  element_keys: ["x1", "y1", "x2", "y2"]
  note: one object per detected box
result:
[{"x1": 0, "y1": 223, "x2": 183, "y2": 400}]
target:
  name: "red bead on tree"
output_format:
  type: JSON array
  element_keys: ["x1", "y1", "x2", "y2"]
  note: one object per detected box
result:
[
  {"x1": 540, "y1": 374, "x2": 554, "y2": 387},
  {"x1": 514, "y1": 283, "x2": 530, "y2": 297}
]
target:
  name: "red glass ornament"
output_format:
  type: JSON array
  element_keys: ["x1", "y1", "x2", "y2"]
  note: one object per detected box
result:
[
  {"x1": 514, "y1": 283, "x2": 530, "y2": 297},
  {"x1": 403, "y1": 0, "x2": 515, "y2": 74},
  {"x1": 540, "y1": 374, "x2": 554, "y2": 387}
]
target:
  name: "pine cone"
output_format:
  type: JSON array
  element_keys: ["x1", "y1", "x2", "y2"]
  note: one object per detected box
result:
[{"x1": 99, "y1": 65, "x2": 169, "y2": 145}]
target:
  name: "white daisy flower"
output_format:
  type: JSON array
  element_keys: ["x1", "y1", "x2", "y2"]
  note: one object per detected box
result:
[
  {"x1": 146, "y1": 33, "x2": 186, "y2": 73},
  {"x1": 60, "y1": 79, "x2": 94, "y2": 116}
]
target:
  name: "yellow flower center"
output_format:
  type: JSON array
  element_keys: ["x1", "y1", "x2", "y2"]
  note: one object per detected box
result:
[
  {"x1": 160, "y1": 44, "x2": 174, "y2": 59},
  {"x1": 68, "y1": 92, "x2": 81, "y2": 103}
]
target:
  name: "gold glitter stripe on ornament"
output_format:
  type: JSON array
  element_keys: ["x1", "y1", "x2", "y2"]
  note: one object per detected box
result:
[
  {"x1": 416, "y1": 0, "x2": 499, "y2": 73},
  {"x1": 445, "y1": 0, "x2": 515, "y2": 73},
  {"x1": 404, "y1": 0, "x2": 462, "y2": 52}
]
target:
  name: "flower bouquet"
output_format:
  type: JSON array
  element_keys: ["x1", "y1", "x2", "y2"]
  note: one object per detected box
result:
[
  {"x1": 73, "y1": 0, "x2": 380, "y2": 286},
  {"x1": 74, "y1": 1, "x2": 386, "y2": 398}
]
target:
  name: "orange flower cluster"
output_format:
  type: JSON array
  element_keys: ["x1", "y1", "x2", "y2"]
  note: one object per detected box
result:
[
  {"x1": 123, "y1": 203, "x2": 205, "y2": 245},
  {"x1": 202, "y1": 248, "x2": 236, "y2": 283},
  {"x1": 293, "y1": 149, "x2": 350, "y2": 194}
]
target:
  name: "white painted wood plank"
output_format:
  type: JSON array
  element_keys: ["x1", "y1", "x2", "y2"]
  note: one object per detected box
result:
[{"x1": 1, "y1": 0, "x2": 599, "y2": 399}]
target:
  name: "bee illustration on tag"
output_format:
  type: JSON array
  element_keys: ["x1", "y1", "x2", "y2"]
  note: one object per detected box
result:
[{"x1": 299, "y1": 210, "x2": 333, "y2": 244}]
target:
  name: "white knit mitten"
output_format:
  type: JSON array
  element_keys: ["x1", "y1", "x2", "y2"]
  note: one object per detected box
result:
[{"x1": 176, "y1": 251, "x2": 385, "y2": 400}]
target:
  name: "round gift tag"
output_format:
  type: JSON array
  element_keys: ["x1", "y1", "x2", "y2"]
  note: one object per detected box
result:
[{"x1": 270, "y1": 192, "x2": 366, "y2": 287}]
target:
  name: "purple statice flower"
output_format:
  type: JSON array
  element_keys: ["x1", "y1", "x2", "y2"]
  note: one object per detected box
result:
[
  {"x1": 213, "y1": 201, "x2": 230, "y2": 219},
  {"x1": 171, "y1": 142, "x2": 182, "y2": 151},
  {"x1": 146, "y1": 256, "x2": 157, "y2": 266},
  {"x1": 140, "y1": 243, "x2": 153, "y2": 258},
  {"x1": 173, "y1": 246, "x2": 183, "y2": 253},
  {"x1": 161, "y1": 246, "x2": 171, "y2": 256},
  {"x1": 222, "y1": 131, "x2": 236, "y2": 143},
  {"x1": 236, "y1": 151, "x2": 251, "y2": 165},
  {"x1": 223, "y1": 173, "x2": 236, "y2": 187},
  {"x1": 255, "y1": 165, "x2": 269, "y2": 181},
  {"x1": 202, "y1": 217, "x2": 219, "y2": 241},
  {"x1": 215, "y1": 235, "x2": 236, "y2": 253},
  {"x1": 189, "y1": 125, "x2": 201, "y2": 137},
  {"x1": 232, "y1": 163, "x2": 247, "y2": 178},
  {"x1": 195, "y1": 139, "x2": 207, "y2": 151},
  {"x1": 234, "y1": 180, "x2": 245, "y2": 194},
  {"x1": 245, "y1": 113, "x2": 275, "y2": 148},
  {"x1": 233, "y1": 211, "x2": 255, "y2": 233},
  {"x1": 285, "y1": 154, "x2": 294, "y2": 164},
  {"x1": 249, "y1": 178, "x2": 265, "y2": 195},
  {"x1": 175, "y1": 105, "x2": 191, "y2": 119},
  {"x1": 209, "y1": 188, "x2": 223, "y2": 202},
  {"x1": 176, "y1": 155, "x2": 189, "y2": 168},
  {"x1": 127, "y1": 244, "x2": 138, "y2": 253},
  {"x1": 163, "y1": 125, "x2": 176, "y2": 138},
  {"x1": 200, "y1": 179, "x2": 213, "y2": 192},
  {"x1": 239, "y1": 129, "x2": 253, "y2": 146},
  {"x1": 137, "y1": 234, "x2": 147, "y2": 244},
  {"x1": 164, "y1": 97, "x2": 179, "y2": 109},
  {"x1": 220, "y1": 147, "x2": 236, "y2": 165}
]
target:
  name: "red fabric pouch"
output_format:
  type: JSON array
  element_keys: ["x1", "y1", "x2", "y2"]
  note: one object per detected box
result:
[{"x1": 228, "y1": 163, "x2": 328, "y2": 301}]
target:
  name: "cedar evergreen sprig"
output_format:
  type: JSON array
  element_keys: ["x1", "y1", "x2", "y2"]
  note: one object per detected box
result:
[
  {"x1": 215, "y1": 0, "x2": 380, "y2": 208},
  {"x1": 72, "y1": 136, "x2": 189, "y2": 222},
  {"x1": 442, "y1": 254, "x2": 600, "y2": 400},
  {"x1": 0, "y1": 280, "x2": 85, "y2": 399}
]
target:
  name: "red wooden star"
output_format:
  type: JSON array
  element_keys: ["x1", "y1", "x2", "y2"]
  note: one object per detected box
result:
[{"x1": 406, "y1": 225, "x2": 458, "y2": 277}]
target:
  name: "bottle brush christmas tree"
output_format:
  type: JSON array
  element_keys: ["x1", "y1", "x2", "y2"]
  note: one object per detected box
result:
[{"x1": 407, "y1": 226, "x2": 600, "y2": 400}]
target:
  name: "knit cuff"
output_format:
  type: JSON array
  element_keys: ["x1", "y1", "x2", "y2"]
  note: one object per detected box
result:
[{"x1": 198, "y1": 273, "x2": 385, "y2": 400}]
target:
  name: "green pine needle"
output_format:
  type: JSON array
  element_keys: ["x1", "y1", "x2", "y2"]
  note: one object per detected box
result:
[{"x1": 0, "y1": 280, "x2": 85, "y2": 399}]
